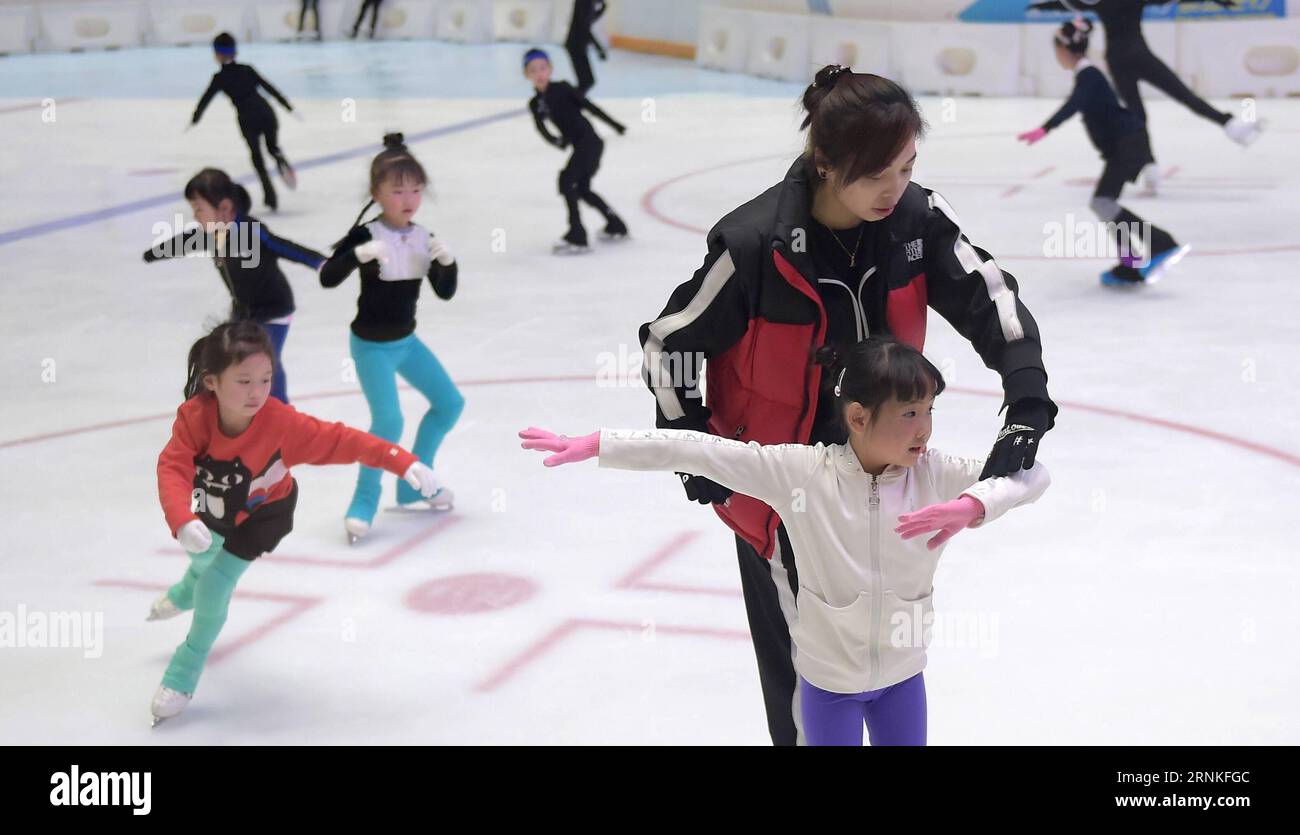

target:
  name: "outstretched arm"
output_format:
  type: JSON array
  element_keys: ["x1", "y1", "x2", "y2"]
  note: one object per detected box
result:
[
  {"x1": 253, "y1": 67, "x2": 293, "y2": 111},
  {"x1": 143, "y1": 227, "x2": 207, "y2": 262},
  {"x1": 191, "y1": 77, "x2": 220, "y2": 125},
  {"x1": 581, "y1": 95, "x2": 626, "y2": 134},
  {"x1": 520, "y1": 427, "x2": 818, "y2": 510},
  {"x1": 259, "y1": 225, "x2": 325, "y2": 270}
]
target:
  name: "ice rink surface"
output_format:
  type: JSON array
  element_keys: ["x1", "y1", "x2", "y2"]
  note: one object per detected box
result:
[{"x1": 1, "y1": 40, "x2": 1297, "y2": 744}]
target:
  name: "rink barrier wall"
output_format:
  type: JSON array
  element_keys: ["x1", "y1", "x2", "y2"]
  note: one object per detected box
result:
[
  {"x1": 3, "y1": 0, "x2": 580, "y2": 50},
  {"x1": 695, "y1": 11, "x2": 1300, "y2": 99},
  {"x1": 491, "y1": 0, "x2": 552, "y2": 44},
  {"x1": 5, "y1": 1, "x2": 1298, "y2": 100},
  {"x1": 437, "y1": 0, "x2": 492, "y2": 43},
  {"x1": 695, "y1": 5, "x2": 749, "y2": 73},
  {"x1": 0, "y1": 3, "x2": 38, "y2": 54}
]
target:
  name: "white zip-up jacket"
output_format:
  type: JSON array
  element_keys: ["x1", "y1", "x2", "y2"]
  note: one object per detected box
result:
[{"x1": 597, "y1": 428, "x2": 1051, "y2": 694}]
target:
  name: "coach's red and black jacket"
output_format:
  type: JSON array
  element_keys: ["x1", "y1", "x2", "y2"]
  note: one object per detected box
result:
[{"x1": 639, "y1": 159, "x2": 1057, "y2": 559}]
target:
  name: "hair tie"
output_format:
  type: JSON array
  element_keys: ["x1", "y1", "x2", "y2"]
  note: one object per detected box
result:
[
  {"x1": 833, "y1": 367, "x2": 847, "y2": 398},
  {"x1": 815, "y1": 65, "x2": 851, "y2": 89}
]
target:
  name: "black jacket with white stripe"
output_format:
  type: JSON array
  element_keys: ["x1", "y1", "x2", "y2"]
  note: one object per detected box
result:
[{"x1": 638, "y1": 158, "x2": 1056, "y2": 558}]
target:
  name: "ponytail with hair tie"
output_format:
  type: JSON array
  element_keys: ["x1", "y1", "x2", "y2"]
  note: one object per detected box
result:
[{"x1": 813, "y1": 64, "x2": 851, "y2": 89}]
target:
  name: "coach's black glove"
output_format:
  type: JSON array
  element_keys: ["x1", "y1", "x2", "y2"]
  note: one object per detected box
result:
[
  {"x1": 980, "y1": 399, "x2": 1051, "y2": 480},
  {"x1": 677, "y1": 472, "x2": 733, "y2": 506}
]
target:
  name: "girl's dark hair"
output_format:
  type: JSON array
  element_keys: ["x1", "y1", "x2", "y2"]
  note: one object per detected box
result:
[
  {"x1": 349, "y1": 133, "x2": 429, "y2": 227},
  {"x1": 184, "y1": 320, "x2": 276, "y2": 400},
  {"x1": 800, "y1": 65, "x2": 928, "y2": 187},
  {"x1": 813, "y1": 336, "x2": 945, "y2": 431},
  {"x1": 213, "y1": 32, "x2": 236, "y2": 55},
  {"x1": 1054, "y1": 17, "x2": 1092, "y2": 55},
  {"x1": 183, "y1": 167, "x2": 252, "y2": 216}
]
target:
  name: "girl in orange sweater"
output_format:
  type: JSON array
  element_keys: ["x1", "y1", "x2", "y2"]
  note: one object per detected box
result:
[{"x1": 151, "y1": 320, "x2": 440, "y2": 726}]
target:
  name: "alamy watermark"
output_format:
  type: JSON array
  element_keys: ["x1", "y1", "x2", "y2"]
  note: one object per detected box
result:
[
  {"x1": 147, "y1": 215, "x2": 263, "y2": 268},
  {"x1": 597, "y1": 344, "x2": 705, "y2": 396},
  {"x1": 50, "y1": 765, "x2": 150, "y2": 815},
  {"x1": 1043, "y1": 213, "x2": 1152, "y2": 267},
  {"x1": 0, "y1": 604, "x2": 103, "y2": 658}
]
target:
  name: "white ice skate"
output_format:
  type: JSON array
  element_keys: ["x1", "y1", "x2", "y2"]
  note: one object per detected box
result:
[
  {"x1": 150, "y1": 686, "x2": 192, "y2": 728},
  {"x1": 1224, "y1": 116, "x2": 1262, "y2": 147},
  {"x1": 344, "y1": 517, "x2": 371, "y2": 546},
  {"x1": 1139, "y1": 162, "x2": 1162, "y2": 196},
  {"x1": 146, "y1": 592, "x2": 182, "y2": 622},
  {"x1": 552, "y1": 239, "x2": 592, "y2": 255}
]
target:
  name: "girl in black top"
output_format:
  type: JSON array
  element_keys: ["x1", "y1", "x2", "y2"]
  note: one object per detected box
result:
[
  {"x1": 524, "y1": 47, "x2": 629, "y2": 253},
  {"x1": 143, "y1": 168, "x2": 326, "y2": 402},
  {"x1": 1019, "y1": 19, "x2": 1188, "y2": 286},
  {"x1": 191, "y1": 33, "x2": 300, "y2": 211},
  {"x1": 1028, "y1": 0, "x2": 1262, "y2": 191},
  {"x1": 319, "y1": 134, "x2": 462, "y2": 543}
]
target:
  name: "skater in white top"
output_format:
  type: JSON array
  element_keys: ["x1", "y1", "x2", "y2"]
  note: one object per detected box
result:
[{"x1": 520, "y1": 336, "x2": 1050, "y2": 745}]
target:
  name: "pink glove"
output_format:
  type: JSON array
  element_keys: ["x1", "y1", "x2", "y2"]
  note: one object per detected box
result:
[
  {"x1": 1018, "y1": 127, "x2": 1046, "y2": 145},
  {"x1": 519, "y1": 427, "x2": 600, "y2": 467},
  {"x1": 895, "y1": 495, "x2": 986, "y2": 551}
]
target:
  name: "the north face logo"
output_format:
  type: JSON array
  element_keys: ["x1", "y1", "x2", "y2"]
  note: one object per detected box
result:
[{"x1": 904, "y1": 239, "x2": 923, "y2": 262}]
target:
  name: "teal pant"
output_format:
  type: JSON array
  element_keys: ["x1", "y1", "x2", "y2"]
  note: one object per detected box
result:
[
  {"x1": 162, "y1": 534, "x2": 252, "y2": 695},
  {"x1": 346, "y1": 332, "x2": 464, "y2": 523}
]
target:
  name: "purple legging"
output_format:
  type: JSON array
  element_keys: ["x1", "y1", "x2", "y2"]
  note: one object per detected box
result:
[{"x1": 800, "y1": 672, "x2": 927, "y2": 746}]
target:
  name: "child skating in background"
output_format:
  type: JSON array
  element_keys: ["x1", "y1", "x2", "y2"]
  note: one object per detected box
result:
[
  {"x1": 1027, "y1": 1, "x2": 1261, "y2": 194},
  {"x1": 143, "y1": 168, "x2": 325, "y2": 404},
  {"x1": 319, "y1": 134, "x2": 462, "y2": 544},
  {"x1": 520, "y1": 336, "x2": 1051, "y2": 746},
  {"x1": 190, "y1": 33, "x2": 301, "y2": 212},
  {"x1": 1018, "y1": 18, "x2": 1189, "y2": 287},
  {"x1": 150, "y1": 320, "x2": 442, "y2": 726},
  {"x1": 523, "y1": 47, "x2": 629, "y2": 254},
  {"x1": 566, "y1": 0, "x2": 609, "y2": 94}
]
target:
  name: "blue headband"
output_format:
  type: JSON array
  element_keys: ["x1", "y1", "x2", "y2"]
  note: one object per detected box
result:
[
  {"x1": 214, "y1": 44, "x2": 236, "y2": 57},
  {"x1": 523, "y1": 48, "x2": 549, "y2": 69}
]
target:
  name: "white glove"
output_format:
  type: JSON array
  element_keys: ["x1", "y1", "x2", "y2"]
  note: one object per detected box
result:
[
  {"x1": 427, "y1": 236, "x2": 455, "y2": 267},
  {"x1": 290, "y1": 109, "x2": 305, "y2": 123},
  {"x1": 354, "y1": 239, "x2": 391, "y2": 266},
  {"x1": 177, "y1": 520, "x2": 213, "y2": 554},
  {"x1": 403, "y1": 462, "x2": 439, "y2": 498}
]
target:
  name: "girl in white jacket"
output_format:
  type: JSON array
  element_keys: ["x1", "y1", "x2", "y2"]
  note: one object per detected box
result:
[{"x1": 519, "y1": 336, "x2": 1050, "y2": 745}]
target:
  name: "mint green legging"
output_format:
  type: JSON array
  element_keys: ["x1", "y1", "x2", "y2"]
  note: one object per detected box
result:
[
  {"x1": 162, "y1": 533, "x2": 252, "y2": 695},
  {"x1": 346, "y1": 331, "x2": 464, "y2": 523}
]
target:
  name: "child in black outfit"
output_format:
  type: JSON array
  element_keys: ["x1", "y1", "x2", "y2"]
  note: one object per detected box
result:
[
  {"x1": 1019, "y1": 18, "x2": 1189, "y2": 287},
  {"x1": 524, "y1": 47, "x2": 629, "y2": 254},
  {"x1": 191, "y1": 33, "x2": 300, "y2": 212}
]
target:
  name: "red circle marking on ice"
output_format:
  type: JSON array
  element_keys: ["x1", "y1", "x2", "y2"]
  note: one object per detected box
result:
[{"x1": 405, "y1": 573, "x2": 538, "y2": 614}]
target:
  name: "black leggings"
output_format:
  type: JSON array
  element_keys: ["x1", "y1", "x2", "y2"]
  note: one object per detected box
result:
[
  {"x1": 237, "y1": 101, "x2": 288, "y2": 209},
  {"x1": 352, "y1": 0, "x2": 382, "y2": 36},
  {"x1": 566, "y1": 36, "x2": 595, "y2": 95},
  {"x1": 1107, "y1": 46, "x2": 1231, "y2": 130},
  {"x1": 1094, "y1": 133, "x2": 1176, "y2": 265},
  {"x1": 558, "y1": 136, "x2": 613, "y2": 243},
  {"x1": 297, "y1": 0, "x2": 320, "y2": 35}
]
